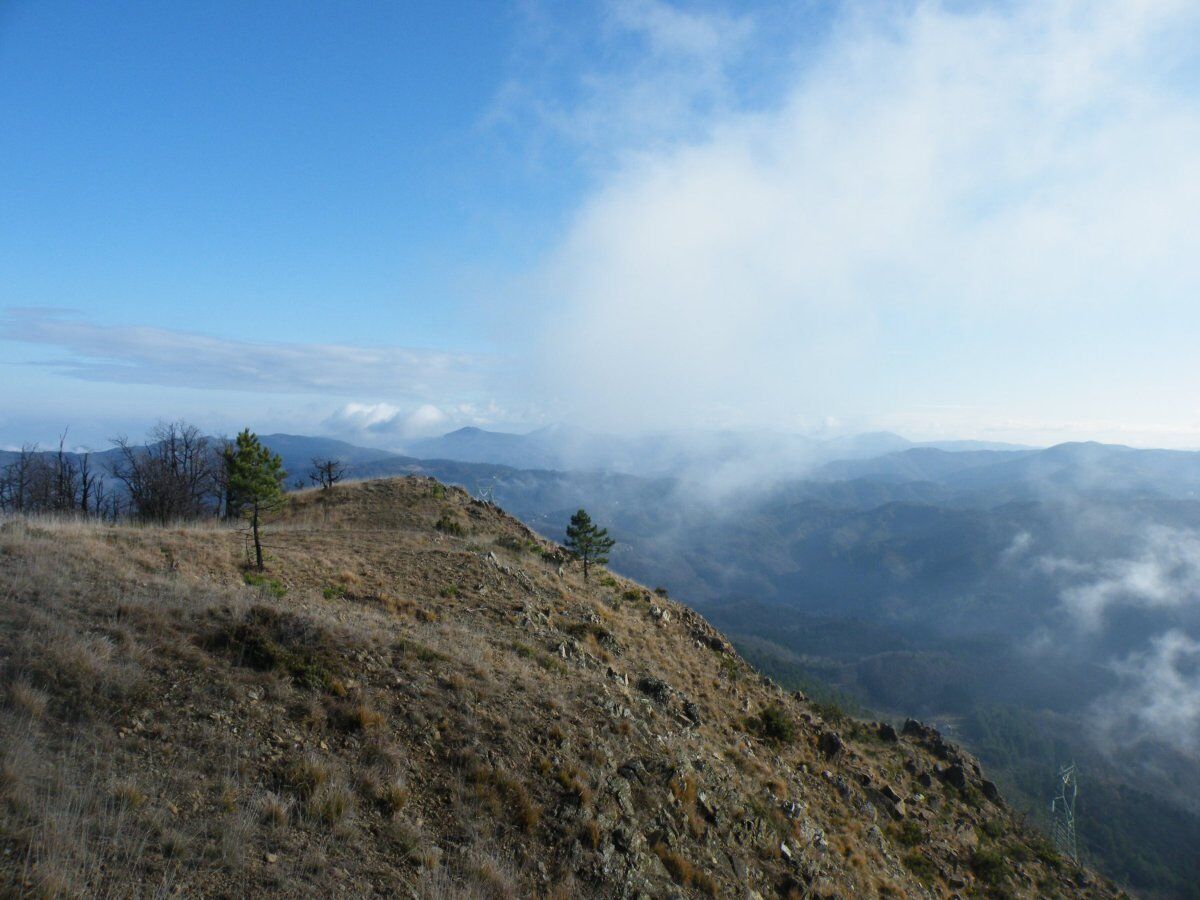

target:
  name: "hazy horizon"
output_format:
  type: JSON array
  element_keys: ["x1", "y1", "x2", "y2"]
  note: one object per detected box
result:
[{"x1": 17, "y1": 416, "x2": 1200, "y2": 458}]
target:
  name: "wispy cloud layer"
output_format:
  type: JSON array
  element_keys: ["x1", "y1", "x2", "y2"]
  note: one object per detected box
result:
[
  {"x1": 1038, "y1": 527, "x2": 1200, "y2": 632},
  {"x1": 1011, "y1": 517, "x2": 1200, "y2": 755},
  {"x1": 491, "y1": 0, "x2": 754, "y2": 163},
  {"x1": 1096, "y1": 629, "x2": 1200, "y2": 756},
  {"x1": 2, "y1": 308, "x2": 505, "y2": 399}
]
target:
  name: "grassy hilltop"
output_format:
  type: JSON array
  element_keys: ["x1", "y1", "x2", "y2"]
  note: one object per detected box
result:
[{"x1": 0, "y1": 477, "x2": 1119, "y2": 898}]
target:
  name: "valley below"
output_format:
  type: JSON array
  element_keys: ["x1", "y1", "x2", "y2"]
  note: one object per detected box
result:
[{"x1": 331, "y1": 434, "x2": 1200, "y2": 898}]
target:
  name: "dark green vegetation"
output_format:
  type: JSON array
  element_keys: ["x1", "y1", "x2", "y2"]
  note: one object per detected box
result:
[
  {"x1": 745, "y1": 703, "x2": 795, "y2": 744},
  {"x1": 563, "y1": 508, "x2": 615, "y2": 582},
  {"x1": 224, "y1": 429, "x2": 287, "y2": 570},
  {"x1": 203, "y1": 605, "x2": 340, "y2": 690},
  {"x1": 964, "y1": 707, "x2": 1200, "y2": 897}
]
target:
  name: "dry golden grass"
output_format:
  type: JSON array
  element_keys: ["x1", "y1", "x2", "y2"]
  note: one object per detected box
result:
[
  {"x1": 0, "y1": 477, "x2": 1119, "y2": 899},
  {"x1": 5, "y1": 680, "x2": 49, "y2": 719},
  {"x1": 651, "y1": 842, "x2": 718, "y2": 896}
]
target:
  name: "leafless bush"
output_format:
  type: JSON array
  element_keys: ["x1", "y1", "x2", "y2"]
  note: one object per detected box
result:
[
  {"x1": 218, "y1": 807, "x2": 257, "y2": 868},
  {"x1": 309, "y1": 457, "x2": 347, "y2": 490},
  {"x1": 111, "y1": 421, "x2": 220, "y2": 523}
]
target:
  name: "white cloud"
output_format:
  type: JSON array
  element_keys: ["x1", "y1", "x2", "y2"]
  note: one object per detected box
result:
[
  {"x1": 323, "y1": 402, "x2": 449, "y2": 439},
  {"x1": 1040, "y1": 526, "x2": 1200, "y2": 631},
  {"x1": 323, "y1": 402, "x2": 404, "y2": 430},
  {"x1": 406, "y1": 403, "x2": 450, "y2": 434},
  {"x1": 320, "y1": 400, "x2": 536, "y2": 443},
  {"x1": 527, "y1": 0, "x2": 1200, "y2": 434},
  {"x1": 1094, "y1": 629, "x2": 1200, "y2": 755},
  {"x1": 1001, "y1": 531, "x2": 1034, "y2": 563}
]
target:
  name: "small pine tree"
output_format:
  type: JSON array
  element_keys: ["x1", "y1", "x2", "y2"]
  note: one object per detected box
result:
[
  {"x1": 564, "y1": 508, "x2": 615, "y2": 583},
  {"x1": 225, "y1": 429, "x2": 286, "y2": 571}
]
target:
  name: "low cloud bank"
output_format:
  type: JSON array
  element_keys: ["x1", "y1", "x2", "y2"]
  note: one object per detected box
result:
[
  {"x1": 323, "y1": 403, "x2": 449, "y2": 440},
  {"x1": 1037, "y1": 527, "x2": 1200, "y2": 632},
  {"x1": 1009, "y1": 518, "x2": 1200, "y2": 758},
  {"x1": 1096, "y1": 629, "x2": 1200, "y2": 758}
]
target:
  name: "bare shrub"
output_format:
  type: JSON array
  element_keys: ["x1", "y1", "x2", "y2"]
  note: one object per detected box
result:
[
  {"x1": 219, "y1": 807, "x2": 257, "y2": 868},
  {"x1": 111, "y1": 421, "x2": 220, "y2": 524}
]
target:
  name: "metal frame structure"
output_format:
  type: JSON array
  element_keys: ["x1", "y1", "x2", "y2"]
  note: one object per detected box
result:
[
  {"x1": 1051, "y1": 762, "x2": 1078, "y2": 863},
  {"x1": 475, "y1": 479, "x2": 497, "y2": 505}
]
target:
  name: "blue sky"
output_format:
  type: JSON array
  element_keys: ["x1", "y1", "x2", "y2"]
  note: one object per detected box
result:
[
  {"x1": 3, "y1": 0, "x2": 1200, "y2": 450},
  {"x1": 1, "y1": 2, "x2": 553, "y2": 345}
]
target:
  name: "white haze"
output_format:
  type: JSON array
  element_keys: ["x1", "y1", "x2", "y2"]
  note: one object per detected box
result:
[
  {"x1": 1097, "y1": 629, "x2": 1200, "y2": 758},
  {"x1": 1019, "y1": 522, "x2": 1200, "y2": 756},
  {"x1": 1039, "y1": 527, "x2": 1200, "y2": 632},
  {"x1": 528, "y1": 0, "x2": 1200, "y2": 445}
]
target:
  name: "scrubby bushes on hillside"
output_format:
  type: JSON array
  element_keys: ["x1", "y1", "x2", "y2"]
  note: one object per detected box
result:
[
  {"x1": 747, "y1": 704, "x2": 796, "y2": 744},
  {"x1": 202, "y1": 605, "x2": 340, "y2": 690}
]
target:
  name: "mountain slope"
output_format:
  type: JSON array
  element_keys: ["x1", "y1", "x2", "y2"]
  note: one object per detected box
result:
[
  {"x1": 0, "y1": 478, "x2": 1116, "y2": 897},
  {"x1": 257, "y1": 433, "x2": 402, "y2": 478},
  {"x1": 340, "y1": 454, "x2": 1200, "y2": 895}
]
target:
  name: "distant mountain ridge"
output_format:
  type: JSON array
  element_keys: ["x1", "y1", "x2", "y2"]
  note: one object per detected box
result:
[
  {"x1": 402, "y1": 426, "x2": 1032, "y2": 477},
  {"x1": 254, "y1": 433, "x2": 401, "y2": 471},
  {"x1": 7, "y1": 431, "x2": 1200, "y2": 508},
  {"x1": 810, "y1": 441, "x2": 1200, "y2": 500}
]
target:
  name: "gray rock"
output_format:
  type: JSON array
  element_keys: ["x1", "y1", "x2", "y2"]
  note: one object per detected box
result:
[
  {"x1": 724, "y1": 850, "x2": 747, "y2": 880},
  {"x1": 637, "y1": 676, "x2": 673, "y2": 704},
  {"x1": 610, "y1": 777, "x2": 635, "y2": 816},
  {"x1": 942, "y1": 764, "x2": 969, "y2": 791},
  {"x1": 780, "y1": 799, "x2": 805, "y2": 820}
]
